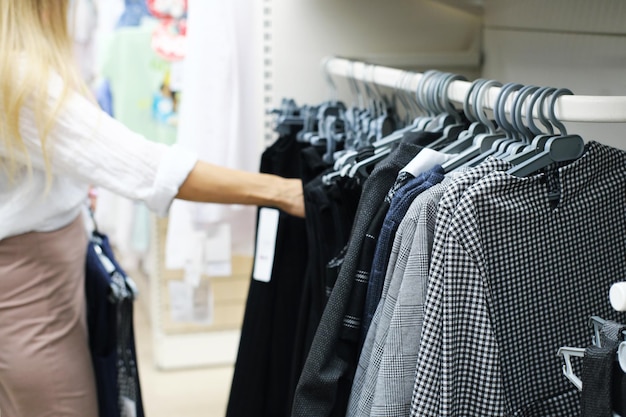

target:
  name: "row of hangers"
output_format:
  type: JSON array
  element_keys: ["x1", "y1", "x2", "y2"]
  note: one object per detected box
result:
[{"x1": 271, "y1": 65, "x2": 588, "y2": 195}]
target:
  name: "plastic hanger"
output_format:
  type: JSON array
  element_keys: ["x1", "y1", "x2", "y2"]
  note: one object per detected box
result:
[
  {"x1": 272, "y1": 98, "x2": 303, "y2": 135},
  {"x1": 342, "y1": 146, "x2": 391, "y2": 181},
  {"x1": 326, "y1": 67, "x2": 409, "y2": 177},
  {"x1": 481, "y1": 83, "x2": 524, "y2": 157},
  {"x1": 365, "y1": 64, "x2": 397, "y2": 142},
  {"x1": 425, "y1": 72, "x2": 469, "y2": 150},
  {"x1": 505, "y1": 86, "x2": 557, "y2": 165},
  {"x1": 462, "y1": 82, "x2": 525, "y2": 167},
  {"x1": 556, "y1": 346, "x2": 585, "y2": 391},
  {"x1": 493, "y1": 85, "x2": 539, "y2": 159},
  {"x1": 423, "y1": 72, "x2": 460, "y2": 134},
  {"x1": 370, "y1": 69, "x2": 440, "y2": 150},
  {"x1": 558, "y1": 316, "x2": 626, "y2": 394},
  {"x1": 441, "y1": 79, "x2": 504, "y2": 172},
  {"x1": 507, "y1": 88, "x2": 585, "y2": 179},
  {"x1": 439, "y1": 78, "x2": 489, "y2": 154}
]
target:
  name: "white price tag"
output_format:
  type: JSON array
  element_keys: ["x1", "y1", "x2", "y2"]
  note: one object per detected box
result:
[
  {"x1": 168, "y1": 280, "x2": 214, "y2": 325},
  {"x1": 252, "y1": 208, "x2": 280, "y2": 282}
]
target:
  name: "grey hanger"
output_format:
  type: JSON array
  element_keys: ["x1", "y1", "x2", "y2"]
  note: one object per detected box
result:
[
  {"x1": 507, "y1": 88, "x2": 585, "y2": 180},
  {"x1": 347, "y1": 147, "x2": 392, "y2": 179},
  {"x1": 484, "y1": 83, "x2": 524, "y2": 160},
  {"x1": 424, "y1": 72, "x2": 458, "y2": 133},
  {"x1": 495, "y1": 85, "x2": 539, "y2": 159},
  {"x1": 426, "y1": 72, "x2": 469, "y2": 149},
  {"x1": 505, "y1": 87, "x2": 557, "y2": 165},
  {"x1": 441, "y1": 79, "x2": 505, "y2": 172},
  {"x1": 461, "y1": 82, "x2": 523, "y2": 168},
  {"x1": 370, "y1": 70, "x2": 440, "y2": 150},
  {"x1": 440, "y1": 78, "x2": 490, "y2": 154}
]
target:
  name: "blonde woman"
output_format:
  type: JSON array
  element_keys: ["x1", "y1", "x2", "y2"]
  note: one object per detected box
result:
[{"x1": 0, "y1": 1, "x2": 304, "y2": 416}]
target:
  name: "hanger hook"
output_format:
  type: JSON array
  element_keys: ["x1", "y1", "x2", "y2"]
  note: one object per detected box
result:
[
  {"x1": 463, "y1": 78, "x2": 487, "y2": 124},
  {"x1": 549, "y1": 88, "x2": 574, "y2": 135},
  {"x1": 393, "y1": 70, "x2": 410, "y2": 123},
  {"x1": 367, "y1": 64, "x2": 384, "y2": 103},
  {"x1": 427, "y1": 71, "x2": 448, "y2": 115},
  {"x1": 402, "y1": 71, "x2": 420, "y2": 119},
  {"x1": 512, "y1": 85, "x2": 539, "y2": 142},
  {"x1": 321, "y1": 56, "x2": 338, "y2": 102},
  {"x1": 495, "y1": 82, "x2": 524, "y2": 138},
  {"x1": 346, "y1": 61, "x2": 361, "y2": 107},
  {"x1": 404, "y1": 71, "x2": 421, "y2": 120},
  {"x1": 369, "y1": 64, "x2": 387, "y2": 117},
  {"x1": 474, "y1": 79, "x2": 502, "y2": 134},
  {"x1": 439, "y1": 73, "x2": 468, "y2": 122},
  {"x1": 415, "y1": 70, "x2": 438, "y2": 117},
  {"x1": 525, "y1": 86, "x2": 556, "y2": 135}
]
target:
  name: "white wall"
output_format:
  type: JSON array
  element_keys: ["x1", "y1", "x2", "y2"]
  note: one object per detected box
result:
[
  {"x1": 263, "y1": 0, "x2": 626, "y2": 147},
  {"x1": 481, "y1": 0, "x2": 626, "y2": 148},
  {"x1": 264, "y1": 0, "x2": 482, "y2": 139}
]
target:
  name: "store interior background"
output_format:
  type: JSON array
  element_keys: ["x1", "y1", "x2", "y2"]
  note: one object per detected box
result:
[{"x1": 78, "y1": 0, "x2": 626, "y2": 416}]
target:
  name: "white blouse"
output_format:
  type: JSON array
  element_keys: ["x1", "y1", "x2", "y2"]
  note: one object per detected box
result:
[{"x1": 0, "y1": 71, "x2": 198, "y2": 241}]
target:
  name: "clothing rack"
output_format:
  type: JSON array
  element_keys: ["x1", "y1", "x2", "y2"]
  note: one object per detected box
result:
[{"x1": 324, "y1": 56, "x2": 626, "y2": 123}]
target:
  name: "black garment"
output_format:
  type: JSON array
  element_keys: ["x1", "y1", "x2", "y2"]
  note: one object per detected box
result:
[
  {"x1": 292, "y1": 141, "x2": 422, "y2": 417},
  {"x1": 85, "y1": 232, "x2": 145, "y2": 417},
  {"x1": 226, "y1": 131, "x2": 310, "y2": 417},
  {"x1": 343, "y1": 202, "x2": 389, "y2": 347},
  {"x1": 288, "y1": 171, "x2": 362, "y2": 408}
]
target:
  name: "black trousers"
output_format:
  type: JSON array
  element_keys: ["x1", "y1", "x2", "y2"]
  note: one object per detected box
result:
[{"x1": 226, "y1": 132, "x2": 310, "y2": 417}]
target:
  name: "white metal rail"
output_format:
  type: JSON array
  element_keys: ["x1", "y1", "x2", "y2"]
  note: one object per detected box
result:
[{"x1": 324, "y1": 57, "x2": 626, "y2": 123}]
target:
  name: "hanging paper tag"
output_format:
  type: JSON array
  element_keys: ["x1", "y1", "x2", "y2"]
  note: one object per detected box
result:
[
  {"x1": 184, "y1": 231, "x2": 205, "y2": 287},
  {"x1": 204, "y1": 223, "x2": 232, "y2": 277},
  {"x1": 252, "y1": 208, "x2": 280, "y2": 282},
  {"x1": 168, "y1": 280, "x2": 214, "y2": 325},
  {"x1": 169, "y1": 280, "x2": 193, "y2": 322},
  {"x1": 191, "y1": 280, "x2": 213, "y2": 325}
]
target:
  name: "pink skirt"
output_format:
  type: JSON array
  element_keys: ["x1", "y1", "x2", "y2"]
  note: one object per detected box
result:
[{"x1": 0, "y1": 215, "x2": 98, "y2": 417}]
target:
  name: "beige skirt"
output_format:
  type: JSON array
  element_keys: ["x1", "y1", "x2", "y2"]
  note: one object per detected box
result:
[{"x1": 0, "y1": 215, "x2": 98, "y2": 417}]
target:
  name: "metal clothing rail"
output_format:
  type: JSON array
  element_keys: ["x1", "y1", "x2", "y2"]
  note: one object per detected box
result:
[{"x1": 324, "y1": 56, "x2": 626, "y2": 123}]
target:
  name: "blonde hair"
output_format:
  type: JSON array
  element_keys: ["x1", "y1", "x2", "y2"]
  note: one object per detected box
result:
[{"x1": 0, "y1": 0, "x2": 87, "y2": 181}]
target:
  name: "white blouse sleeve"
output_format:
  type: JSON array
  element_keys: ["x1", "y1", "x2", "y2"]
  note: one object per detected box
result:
[{"x1": 16, "y1": 73, "x2": 199, "y2": 216}]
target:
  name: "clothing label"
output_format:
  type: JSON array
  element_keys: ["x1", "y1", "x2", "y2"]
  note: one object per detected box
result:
[
  {"x1": 400, "y1": 148, "x2": 456, "y2": 177},
  {"x1": 252, "y1": 208, "x2": 280, "y2": 282}
]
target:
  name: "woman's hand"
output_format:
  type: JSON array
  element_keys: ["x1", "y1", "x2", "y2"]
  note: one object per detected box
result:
[{"x1": 276, "y1": 178, "x2": 305, "y2": 218}]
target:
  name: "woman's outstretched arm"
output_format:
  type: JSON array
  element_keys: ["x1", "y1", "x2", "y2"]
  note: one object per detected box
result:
[{"x1": 176, "y1": 161, "x2": 305, "y2": 218}]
